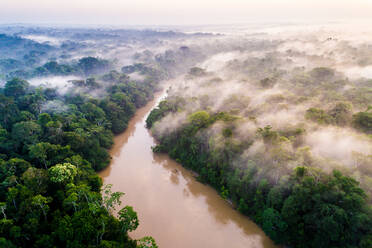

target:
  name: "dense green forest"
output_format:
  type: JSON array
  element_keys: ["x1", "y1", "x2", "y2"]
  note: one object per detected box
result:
[
  {"x1": 0, "y1": 25, "x2": 221, "y2": 247},
  {"x1": 147, "y1": 39, "x2": 372, "y2": 248},
  {"x1": 148, "y1": 103, "x2": 372, "y2": 247},
  {"x1": 1, "y1": 24, "x2": 372, "y2": 248},
  {"x1": 0, "y1": 64, "x2": 162, "y2": 247},
  {"x1": 0, "y1": 26, "x2": 225, "y2": 247}
]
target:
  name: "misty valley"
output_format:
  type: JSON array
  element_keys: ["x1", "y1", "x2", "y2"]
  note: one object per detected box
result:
[{"x1": 0, "y1": 23, "x2": 371, "y2": 248}]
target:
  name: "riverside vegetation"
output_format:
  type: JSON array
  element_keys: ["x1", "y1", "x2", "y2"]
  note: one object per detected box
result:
[
  {"x1": 147, "y1": 28, "x2": 372, "y2": 248},
  {"x1": 0, "y1": 26, "x2": 214, "y2": 247}
]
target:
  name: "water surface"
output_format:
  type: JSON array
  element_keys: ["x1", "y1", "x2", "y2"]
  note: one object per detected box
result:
[{"x1": 99, "y1": 91, "x2": 277, "y2": 248}]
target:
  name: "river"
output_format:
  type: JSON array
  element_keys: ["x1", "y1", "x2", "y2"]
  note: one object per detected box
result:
[{"x1": 99, "y1": 89, "x2": 277, "y2": 248}]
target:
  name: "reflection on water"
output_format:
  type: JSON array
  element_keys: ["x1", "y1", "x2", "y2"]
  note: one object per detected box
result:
[{"x1": 99, "y1": 91, "x2": 277, "y2": 248}]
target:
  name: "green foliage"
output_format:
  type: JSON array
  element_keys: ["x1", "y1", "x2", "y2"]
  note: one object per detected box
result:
[
  {"x1": 257, "y1": 125, "x2": 280, "y2": 145},
  {"x1": 188, "y1": 111, "x2": 211, "y2": 128},
  {"x1": 0, "y1": 237, "x2": 16, "y2": 248},
  {"x1": 78, "y1": 57, "x2": 110, "y2": 76},
  {"x1": 305, "y1": 102, "x2": 353, "y2": 127},
  {"x1": 4, "y1": 78, "x2": 29, "y2": 98},
  {"x1": 146, "y1": 100, "x2": 173, "y2": 128},
  {"x1": 101, "y1": 184, "x2": 125, "y2": 215},
  {"x1": 137, "y1": 236, "x2": 158, "y2": 248},
  {"x1": 262, "y1": 208, "x2": 287, "y2": 243},
  {"x1": 148, "y1": 106, "x2": 372, "y2": 248},
  {"x1": 0, "y1": 95, "x2": 20, "y2": 130},
  {"x1": 43, "y1": 61, "x2": 75, "y2": 75},
  {"x1": 0, "y1": 69, "x2": 160, "y2": 246},
  {"x1": 305, "y1": 107, "x2": 333, "y2": 125},
  {"x1": 222, "y1": 128, "x2": 233, "y2": 138},
  {"x1": 328, "y1": 102, "x2": 352, "y2": 126},
  {"x1": 220, "y1": 185, "x2": 229, "y2": 199},
  {"x1": 118, "y1": 206, "x2": 139, "y2": 232},
  {"x1": 11, "y1": 121, "x2": 42, "y2": 148},
  {"x1": 49, "y1": 163, "x2": 77, "y2": 184},
  {"x1": 80, "y1": 102, "x2": 106, "y2": 124},
  {"x1": 29, "y1": 142, "x2": 72, "y2": 169},
  {"x1": 31, "y1": 194, "x2": 52, "y2": 220},
  {"x1": 353, "y1": 111, "x2": 372, "y2": 133},
  {"x1": 22, "y1": 167, "x2": 49, "y2": 194},
  {"x1": 213, "y1": 112, "x2": 239, "y2": 122}
]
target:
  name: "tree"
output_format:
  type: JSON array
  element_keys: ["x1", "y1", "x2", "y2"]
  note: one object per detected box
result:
[
  {"x1": 101, "y1": 184, "x2": 124, "y2": 213},
  {"x1": 78, "y1": 57, "x2": 109, "y2": 76},
  {"x1": 257, "y1": 125, "x2": 279, "y2": 145},
  {"x1": 118, "y1": 206, "x2": 139, "y2": 233},
  {"x1": 328, "y1": 102, "x2": 352, "y2": 126},
  {"x1": 21, "y1": 167, "x2": 49, "y2": 194},
  {"x1": 45, "y1": 120, "x2": 63, "y2": 143},
  {"x1": 0, "y1": 126, "x2": 13, "y2": 153},
  {"x1": 37, "y1": 113, "x2": 52, "y2": 129},
  {"x1": 29, "y1": 142, "x2": 72, "y2": 169},
  {"x1": 31, "y1": 195, "x2": 51, "y2": 221},
  {"x1": 100, "y1": 100, "x2": 128, "y2": 134},
  {"x1": 137, "y1": 236, "x2": 158, "y2": 248},
  {"x1": 262, "y1": 208, "x2": 287, "y2": 243},
  {"x1": 111, "y1": 92, "x2": 135, "y2": 114},
  {"x1": 48, "y1": 163, "x2": 77, "y2": 184},
  {"x1": 7, "y1": 187, "x2": 19, "y2": 210},
  {"x1": 85, "y1": 78, "x2": 100, "y2": 89},
  {"x1": 353, "y1": 111, "x2": 372, "y2": 133},
  {"x1": 63, "y1": 132, "x2": 85, "y2": 151},
  {"x1": 0, "y1": 238, "x2": 16, "y2": 248},
  {"x1": 4, "y1": 78, "x2": 29, "y2": 98},
  {"x1": 220, "y1": 185, "x2": 229, "y2": 199},
  {"x1": 80, "y1": 102, "x2": 106, "y2": 125},
  {"x1": 0, "y1": 95, "x2": 19, "y2": 130},
  {"x1": 305, "y1": 108, "x2": 333, "y2": 125},
  {"x1": 3, "y1": 158, "x2": 31, "y2": 177},
  {"x1": 188, "y1": 111, "x2": 210, "y2": 128},
  {"x1": 63, "y1": 192, "x2": 79, "y2": 212},
  {"x1": 11, "y1": 121, "x2": 42, "y2": 148},
  {"x1": 28, "y1": 143, "x2": 48, "y2": 169},
  {"x1": 18, "y1": 112, "x2": 35, "y2": 123},
  {"x1": 17, "y1": 89, "x2": 45, "y2": 115}
]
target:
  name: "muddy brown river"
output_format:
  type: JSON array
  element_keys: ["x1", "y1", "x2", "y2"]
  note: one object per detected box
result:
[{"x1": 99, "y1": 90, "x2": 277, "y2": 248}]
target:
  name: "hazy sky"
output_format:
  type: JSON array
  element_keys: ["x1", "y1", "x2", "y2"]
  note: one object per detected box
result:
[{"x1": 1, "y1": 0, "x2": 372, "y2": 26}]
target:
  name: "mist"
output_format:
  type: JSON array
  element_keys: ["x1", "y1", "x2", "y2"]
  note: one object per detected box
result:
[
  {"x1": 150, "y1": 22, "x2": 372, "y2": 195},
  {"x1": 1, "y1": 1, "x2": 372, "y2": 247}
]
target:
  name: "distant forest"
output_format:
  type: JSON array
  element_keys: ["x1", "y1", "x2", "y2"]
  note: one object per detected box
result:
[{"x1": 0, "y1": 27, "x2": 210, "y2": 247}]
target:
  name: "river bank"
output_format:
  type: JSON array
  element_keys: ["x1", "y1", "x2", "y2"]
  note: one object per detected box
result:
[{"x1": 99, "y1": 87, "x2": 277, "y2": 248}]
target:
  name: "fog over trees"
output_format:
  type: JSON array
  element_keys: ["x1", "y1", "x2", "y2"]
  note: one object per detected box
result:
[
  {"x1": 0, "y1": 22, "x2": 371, "y2": 248},
  {"x1": 147, "y1": 24, "x2": 372, "y2": 248}
]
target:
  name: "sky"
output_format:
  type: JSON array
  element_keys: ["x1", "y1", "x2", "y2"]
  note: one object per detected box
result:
[{"x1": 1, "y1": 0, "x2": 372, "y2": 26}]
